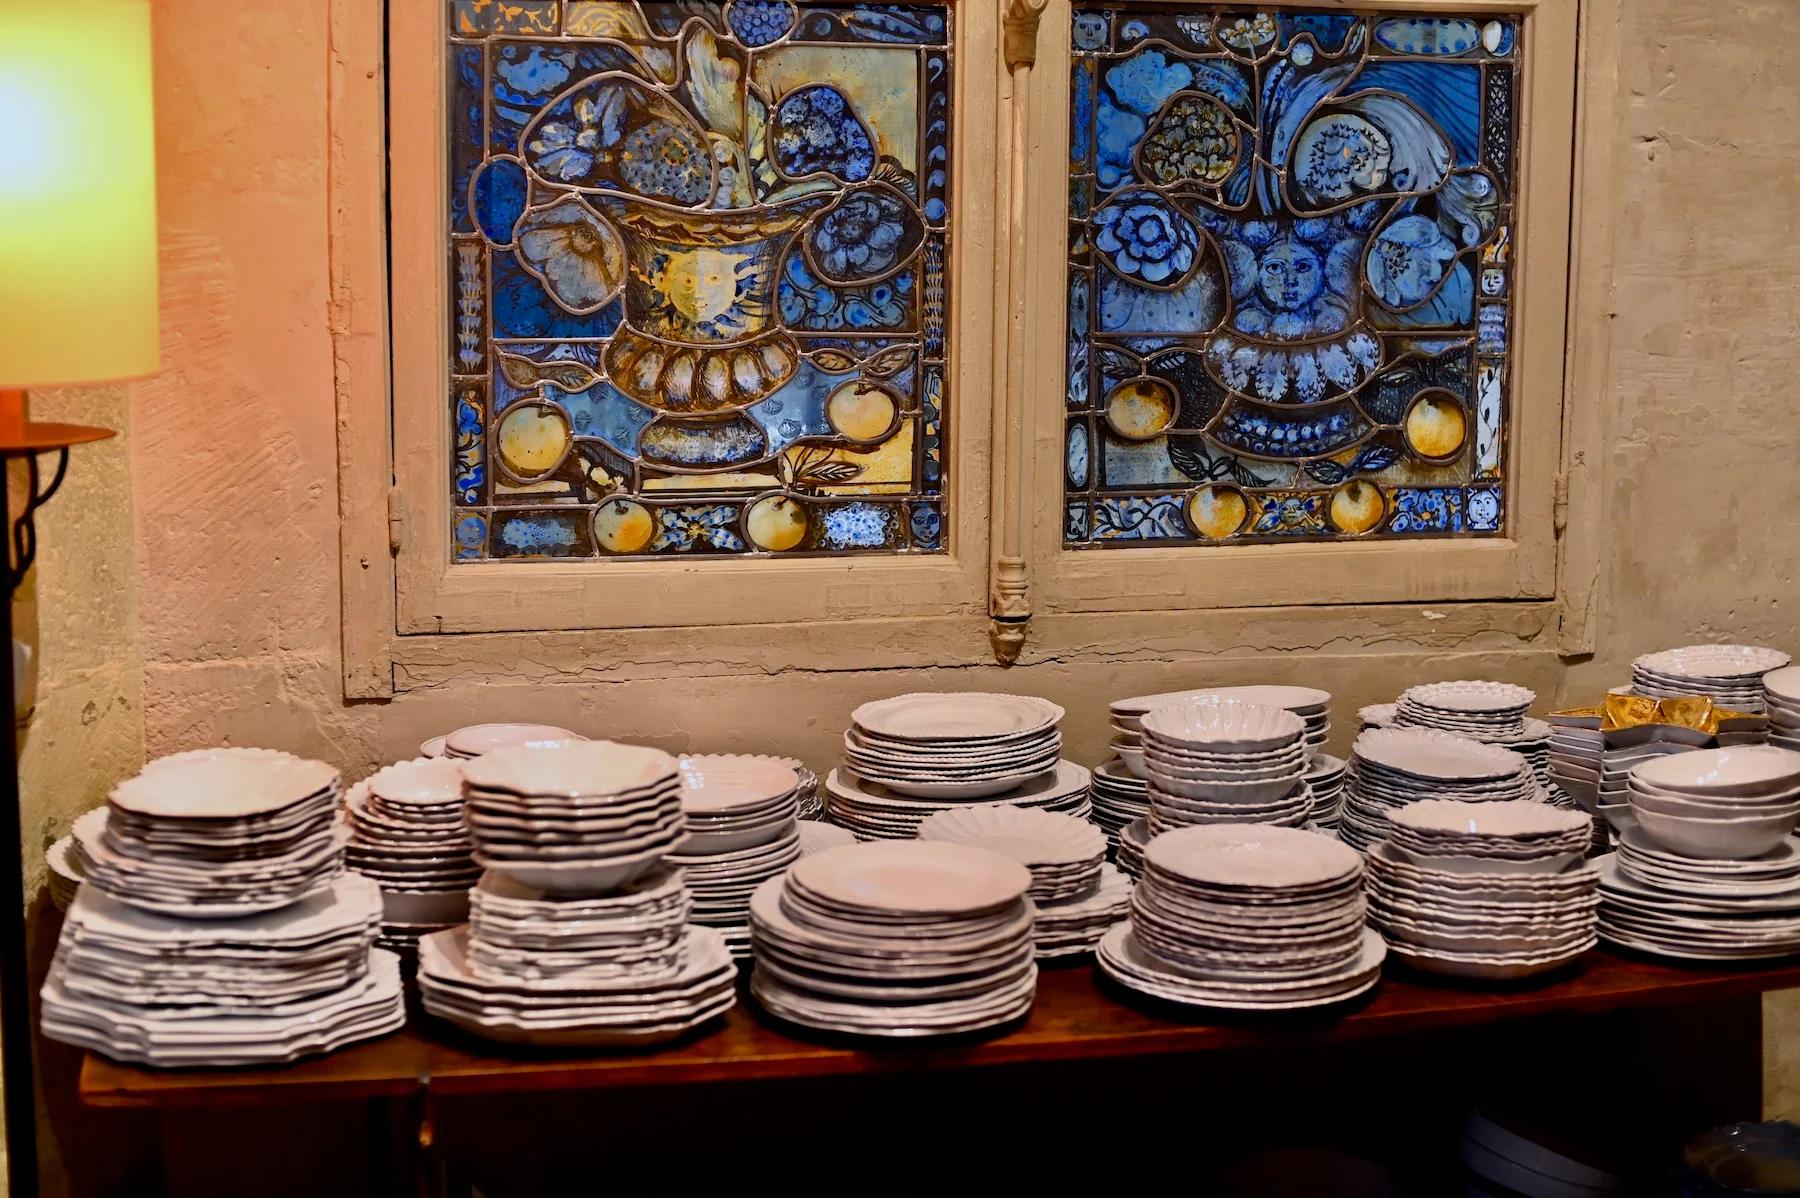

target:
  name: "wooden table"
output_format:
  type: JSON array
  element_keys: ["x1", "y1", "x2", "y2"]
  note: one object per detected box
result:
[
  {"x1": 81, "y1": 947, "x2": 1800, "y2": 1109},
  {"x1": 71, "y1": 945, "x2": 1800, "y2": 1195}
]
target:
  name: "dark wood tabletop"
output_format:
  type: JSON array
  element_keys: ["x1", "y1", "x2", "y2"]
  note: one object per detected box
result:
[{"x1": 77, "y1": 945, "x2": 1800, "y2": 1110}]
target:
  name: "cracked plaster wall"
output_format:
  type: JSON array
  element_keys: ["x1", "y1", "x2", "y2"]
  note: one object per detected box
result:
[{"x1": 13, "y1": 0, "x2": 1800, "y2": 1152}]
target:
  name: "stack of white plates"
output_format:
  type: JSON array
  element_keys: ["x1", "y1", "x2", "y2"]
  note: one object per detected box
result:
[
  {"x1": 1624, "y1": 746, "x2": 1800, "y2": 860},
  {"x1": 842, "y1": 692, "x2": 1063, "y2": 799},
  {"x1": 823, "y1": 759, "x2": 1091, "y2": 840},
  {"x1": 1763, "y1": 666, "x2": 1800, "y2": 751},
  {"x1": 46, "y1": 834, "x2": 83, "y2": 912},
  {"x1": 1111, "y1": 685, "x2": 1330, "y2": 774},
  {"x1": 1547, "y1": 711, "x2": 1602, "y2": 807},
  {"x1": 1098, "y1": 823, "x2": 1383, "y2": 1010},
  {"x1": 918, "y1": 806, "x2": 1126, "y2": 958},
  {"x1": 343, "y1": 757, "x2": 478, "y2": 956},
  {"x1": 1395, "y1": 680, "x2": 1535, "y2": 737},
  {"x1": 1140, "y1": 699, "x2": 1312, "y2": 835},
  {"x1": 42, "y1": 874, "x2": 404, "y2": 1067},
  {"x1": 1366, "y1": 801, "x2": 1598, "y2": 979},
  {"x1": 749, "y1": 841, "x2": 1038, "y2": 1038},
  {"x1": 419, "y1": 922, "x2": 736, "y2": 1047},
  {"x1": 1632, "y1": 644, "x2": 1791, "y2": 713},
  {"x1": 1358, "y1": 703, "x2": 1398, "y2": 731},
  {"x1": 423, "y1": 723, "x2": 583, "y2": 760},
  {"x1": 1306, "y1": 754, "x2": 1348, "y2": 829},
  {"x1": 1090, "y1": 758, "x2": 1150, "y2": 850},
  {"x1": 1598, "y1": 832, "x2": 1800, "y2": 960},
  {"x1": 72, "y1": 749, "x2": 346, "y2": 917},
  {"x1": 459, "y1": 866, "x2": 690, "y2": 982},
  {"x1": 1339, "y1": 728, "x2": 1535, "y2": 852},
  {"x1": 1116, "y1": 817, "x2": 1151, "y2": 878},
  {"x1": 664, "y1": 755, "x2": 804, "y2": 961},
  {"x1": 463, "y1": 742, "x2": 686, "y2": 893}
]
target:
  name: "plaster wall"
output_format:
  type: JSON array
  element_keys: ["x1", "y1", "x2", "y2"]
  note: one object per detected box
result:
[{"x1": 16, "y1": 0, "x2": 1800, "y2": 1160}]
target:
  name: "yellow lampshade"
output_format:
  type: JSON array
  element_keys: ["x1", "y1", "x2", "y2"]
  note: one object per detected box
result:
[{"x1": 0, "y1": 0, "x2": 160, "y2": 389}]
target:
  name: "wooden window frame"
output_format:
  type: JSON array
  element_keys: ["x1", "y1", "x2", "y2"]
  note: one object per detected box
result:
[{"x1": 332, "y1": 0, "x2": 1614, "y2": 698}]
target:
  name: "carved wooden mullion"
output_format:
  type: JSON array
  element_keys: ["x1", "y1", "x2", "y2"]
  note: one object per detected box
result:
[{"x1": 989, "y1": 0, "x2": 1048, "y2": 666}]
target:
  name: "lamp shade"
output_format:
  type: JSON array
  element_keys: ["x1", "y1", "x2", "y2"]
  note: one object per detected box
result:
[{"x1": 0, "y1": 0, "x2": 159, "y2": 389}]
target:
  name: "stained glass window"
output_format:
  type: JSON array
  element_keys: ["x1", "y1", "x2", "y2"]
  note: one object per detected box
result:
[
  {"x1": 448, "y1": 1, "x2": 952, "y2": 560},
  {"x1": 1064, "y1": 8, "x2": 1517, "y2": 546}
]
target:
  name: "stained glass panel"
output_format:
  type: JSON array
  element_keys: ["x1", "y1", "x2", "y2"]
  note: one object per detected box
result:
[
  {"x1": 1064, "y1": 7, "x2": 1518, "y2": 547},
  {"x1": 448, "y1": 1, "x2": 952, "y2": 560}
]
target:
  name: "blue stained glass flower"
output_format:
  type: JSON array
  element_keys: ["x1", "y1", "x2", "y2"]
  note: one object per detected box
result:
[
  {"x1": 810, "y1": 189, "x2": 922, "y2": 283},
  {"x1": 653, "y1": 505, "x2": 744, "y2": 552},
  {"x1": 823, "y1": 503, "x2": 890, "y2": 549},
  {"x1": 1094, "y1": 192, "x2": 1199, "y2": 286},
  {"x1": 772, "y1": 86, "x2": 876, "y2": 184},
  {"x1": 513, "y1": 197, "x2": 625, "y2": 314},
  {"x1": 1368, "y1": 215, "x2": 1458, "y2": 308},
  {"x1": 726, "y1": 0, "x2": 797, "y2": 47}
]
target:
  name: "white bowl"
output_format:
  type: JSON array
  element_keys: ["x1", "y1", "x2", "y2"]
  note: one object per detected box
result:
[
  {"x1": 1634, "y1": 805, "x2": 1799, "y2": 860},
  {"x1": 1630, "y1": 745, "x2": 1800, "y2": 797},
  {"x1": 1628, "y1": 786, "x2": 1800, "y2": 820},
  {"x1": 1138, "y1": 699, "x2": 1304, "y2": 752},
  {"x1": 1114, "y1": 741, "x2": 1148, "y2": 779},
  {"x1": 1148, "y1": 771, "x2": 1305, "y2": 805}
]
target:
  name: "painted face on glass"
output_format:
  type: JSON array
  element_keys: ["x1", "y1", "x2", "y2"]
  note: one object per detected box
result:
[{"x1": 1256, "y1": 236, "x2": 1325, "y2": 312}]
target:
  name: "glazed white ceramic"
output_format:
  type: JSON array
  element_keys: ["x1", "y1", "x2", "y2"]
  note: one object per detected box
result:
[
  {"x1": 1138, "y1": 699, "x2": 1304, "y2": 752},
  {"x1": 849, "y1": 692, "x2": 1062, "y2": 742}
]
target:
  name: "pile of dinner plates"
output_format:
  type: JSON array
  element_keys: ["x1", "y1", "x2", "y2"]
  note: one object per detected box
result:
[
  {"x1": 1625, "y1": 746, "x2": 1800, "y2": 860},
  {"x1": 71, "y1": 748, "x2": 346, "y2": 917},
  {"x1": 1632, "y1": 644, "x2": 1791, "y2": 713},
  {"x1": 1098, "y1": 823, "x2": 1383, "y2": 1010},
  {"x1": 1366, "y1": 800, "x2": 1599, "y2": 978},
  {"x1": 1392, "y1": 680, "x2": 1566, "y2": 809},
  {"x1": 1089, "y1": 758, "x2": 1151, "y2": 851},
  {"x1": 842, "y1": 692, "x2": 1063, "y2": 797},
  {"x1": 1598, "y1": 829, "x2": 1800, "y2": 960},
  {"x1": 1763, "y1": 667, "x2": 1800, "y2": 751},
  {"x1": 1139, "y1": 699, "x2": 1313, "y2": 834},
  {"x1": 749, "y1": 840, "x2": 1038, "y2": 1037},
  {"x1": 46, "y1": 834, "x2": 83, "y2": 912},
  {"x1": 918, "y1": 805, "x2": 1127, "y2": 958},
  {"x1": 42, "y1": 870, "x2": 403, "y2": 1067},
  {"x1": 824, "y1": 759, "x2": 1091, "y2": 840},
  {"x1": 1338, "y1": 728, "x2": 1536, "y2": 852},
  {"x1": 418, "y1": 921, "x2": 736, "y2": 1047},
  {"x1": 1116, "y1": 817, "x2": 1151, "y2": 879},
  {"x1": 462, "y1": 742, "x2": 687, "y2": 893},
  {"x1": 343, "y1": 757, "x2": 479, "y2": 957},
  {"x1": 663, "y1": 755, "x2": 803, "y2": 960},
  {"x1": 422, "y1": 723, "x2": 582, "y2": 760},
  {"x1": 1110, "y1": 686, "x2": 1330, "y2": 777},
  {"x1": 1306, "y1": 753, "x2": 1349, "y2": 830}
]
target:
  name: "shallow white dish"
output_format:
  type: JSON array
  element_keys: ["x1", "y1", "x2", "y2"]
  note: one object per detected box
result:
[
  {"x1": 1139, "y1": 699, "x2": 1304, "y2": 752},
  {"x1": 850, "y1": 692, "x2": 1062, "y2": 742}
]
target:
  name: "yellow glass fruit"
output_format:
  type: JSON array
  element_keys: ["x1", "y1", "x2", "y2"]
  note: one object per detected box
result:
[
  {"x1": 1404, "y1": 393, "x2": 1468, "y2": 461},
  {"x1": 825, "y1": 381, "x2": 899, "y2": 443},
  {"x1": 747, "y1": 494, "x2": 808, "y2": 552},
  {"x1": 593, "y1": 499, "x2": 654, "y2": 554},
  {"x1": 1186, "y1": 484, "x2": 1249, "y2": 540},
  {"x1": 1329, "y1": 481, "x2": 1387, "y2": 535},
  {"x1": 1103, "y1": 378, "x2": 1178, "y2": 442},
  {"x1": 496, "y1": 401, "x2": 572, "y2": 479}
]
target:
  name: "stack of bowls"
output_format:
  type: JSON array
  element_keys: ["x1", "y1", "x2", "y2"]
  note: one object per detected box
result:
[
  {"x1": 1625, "y1": 746, "x2": 1800, "y2": 860},
  {"x1": 918, "y1": 806, "x2": 1128, "y2": 958},
  {"x1": 343, "y1": 758, "x2": 480, "y2": 957},
  {"x1": 1140, "y1": 699, "x2": 1312, "y2": 834},
  {"x1": 1305, "y1": 754, "x2": 1349, "y2": 830},
  {"x1": 663, "y1": 755, "x2": 803, "y2": 961},
  {"x1": 1089, "y1": 758, "x2": 1150, "y2": 852},
  {"x1": 1097, "y1": 824, "x2": 1383, "y2": 1011},
  {"x1": 842, "y1": 692, "x2": 1063, "y2": 797},
  {"x1": 1339, "y1": 728, "x2": 1536, "y2": 852},
  {"x1": 1763, "y1": 667, "x2": 1800, "y2": 751},
  {"x1": 1110, "y1": 685, "x2": 1329, "y2": 775},
  {"x1": 749, "y1": 841, "x2": 1038, "y2": 1038},
  {"x1": 462, "y1": 742, "x2": 687, "y2": 892},
  {"x1": 424, "y1": 723, "x2": 583, "y2": 760},
  {"x1": 1632, "y1": 644, "x2": 1791, "y2": 713},
  {"x1": 1366, "y1": 800, "x2": 1599, "y2": 979},
  {"x1": 1116, "y1": 817, "x2": 1151, "y2": 878}
]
